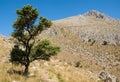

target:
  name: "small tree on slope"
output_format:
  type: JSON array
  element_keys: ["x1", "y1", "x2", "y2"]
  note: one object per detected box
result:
[{"x1": 10, "y1": 5, "x2": 60, "y2": 75}]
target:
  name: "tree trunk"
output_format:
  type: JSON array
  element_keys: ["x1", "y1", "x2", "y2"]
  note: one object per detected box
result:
[
  {"x1": 23, "y1": 62, "x2": 29, "y2": 76},
  {"x1": 23, "y1": 39, "x2": 31, "y2": 76},
  {"x1": 23, "y1": 50, "x2": 30, "y2": 76}
]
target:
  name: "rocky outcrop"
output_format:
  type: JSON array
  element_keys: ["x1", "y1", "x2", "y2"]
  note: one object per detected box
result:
[
  {"x1": 98, "y1": 71, "x2": 119, "y2": 82},
  {"x1": 84, "y1": 10, "x2": 120, "y2": 23},
  {"x1": 84, "y1": 10, "x2": 110, "y2": 20}
]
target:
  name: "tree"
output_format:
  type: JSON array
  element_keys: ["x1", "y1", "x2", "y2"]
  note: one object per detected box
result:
[{"x1": 10, "y1": 5, "x2": 60, "y2": 75}]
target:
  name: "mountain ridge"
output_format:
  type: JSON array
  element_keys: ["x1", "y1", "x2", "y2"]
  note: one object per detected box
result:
[
  {"x1": 52, "y1": 10, "x2": 120, "y2": 46},
  {"x1": 53, "y1": 10, "x2": 120, "y2": 25}
]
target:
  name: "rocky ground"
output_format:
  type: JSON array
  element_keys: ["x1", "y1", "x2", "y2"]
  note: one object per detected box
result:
[
  {"x1": 0, "y1": 35, "x2": 98, "y2": 82},
  {"x1": 38, "y1": 10, "x2": 120, "y2": 81}
]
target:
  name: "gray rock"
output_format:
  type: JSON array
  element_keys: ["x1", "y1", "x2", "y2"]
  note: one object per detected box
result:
[
  {"x1": 83, "y1": 10, "x2": 110, "y2": 20},
  {"x1": 98, "y1": 71, "x2": 119, "y2": 82}
]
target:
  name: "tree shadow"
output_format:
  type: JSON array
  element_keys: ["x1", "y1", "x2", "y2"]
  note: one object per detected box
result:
[
  {"x1": 7, "y1": 69, "x2": 23, "y2": 75},
  {"x1": 7, "y1": 69, "x2": 36, "y2": 77}
]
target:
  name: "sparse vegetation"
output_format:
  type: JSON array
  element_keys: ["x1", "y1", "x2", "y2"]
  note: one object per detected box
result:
[
  {"x1": 57, "y1": 73, "x2": 64, "y2": 82},
  {"x1": 75, "y1": 61, "x2": 81, "y2": 68},
  {"x1": 0, "y1": 58, "x2": 98, "y2": 82}
]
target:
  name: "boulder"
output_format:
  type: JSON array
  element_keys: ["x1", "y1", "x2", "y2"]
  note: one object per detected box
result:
[{"x1": 98, "y1": 71, "x2": 119, "y2": 82}]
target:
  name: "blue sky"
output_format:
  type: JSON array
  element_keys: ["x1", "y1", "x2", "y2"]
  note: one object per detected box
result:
[{"x1": 0, "y1": 0, "x2": 120, "y2": 36}]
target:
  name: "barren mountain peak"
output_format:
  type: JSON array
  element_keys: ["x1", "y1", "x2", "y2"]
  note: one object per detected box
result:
[{"x1": 83, "y1": 10, "x2": 109, "y2": 19}]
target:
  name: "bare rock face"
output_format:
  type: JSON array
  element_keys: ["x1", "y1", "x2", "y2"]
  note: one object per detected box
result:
[
  {"x1": 98, "y1": 71, "x2": 119, "y2": 82},
  {"x1": 83, "y1": 10, "x2": 120, "y2": 23},
  {"x1": 83, "y1": 10, "x2": 110, "y2": 20}
]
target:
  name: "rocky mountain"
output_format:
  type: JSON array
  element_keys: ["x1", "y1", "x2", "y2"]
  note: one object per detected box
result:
[
  {"x1": 38, "y1": 10, "x2": 120, "y2": 81},
  {"x1": 0, "y1": 10, "x2": 120, "y2": 82},
  {"x1": 53, "y1": 10, "x2": 120, "y2": 45}
]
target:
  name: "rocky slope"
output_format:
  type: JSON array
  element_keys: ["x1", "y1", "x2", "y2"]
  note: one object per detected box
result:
[
  {"x1": 0, "y1": 35, "x2": 98, "y2": 82},
  {"x1": 0, "y1": 35, "x2": 13, "y2": 60},
  {"x1": 53, "y1": 10, "x2": 120, "y2": 45},
  {"x1": 37, "y1": 10, "x2": 120, "y2": 81}
]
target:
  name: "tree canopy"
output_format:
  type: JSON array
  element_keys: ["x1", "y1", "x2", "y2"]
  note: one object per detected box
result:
[{"x1": 10, "y1": 4, "x2": 60, "y2": 75}]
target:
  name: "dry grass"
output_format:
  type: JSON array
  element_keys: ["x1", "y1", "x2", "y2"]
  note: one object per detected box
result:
[
  {"x1": 0, "y1": 36, "x2": 98, "y2": 82},
  {"x1": 0, "y1": 57, "x2": 98, "y2": 82},
  {"x1": 0, "y1": 62, "x2": 42, "y2": 82},
  {"x1": 36, "y1": 59, "x2": 97, "y2": 82}
]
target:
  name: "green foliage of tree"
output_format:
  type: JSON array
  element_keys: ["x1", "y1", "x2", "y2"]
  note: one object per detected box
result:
[
  {"x1": 30, "y1": 39, "x2": 60, "y2": 61},
  {"x1": 10, "y1": 45, "x2": 26, "y2": 65},
  {"x1": 10, "y1": 4, "x2": 60, "y2": 75}
]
